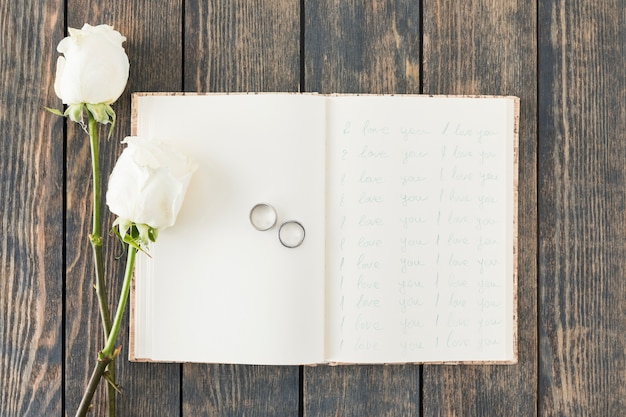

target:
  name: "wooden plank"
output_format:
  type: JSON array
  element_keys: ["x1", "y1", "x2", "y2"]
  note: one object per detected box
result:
[
  {"x1": 305, "y1": 0, "x2": 421, "y2": 94},
  {"x1": 183, "y1": 364, "x2": 299, "y2": 416},
  {"x1": 538, "y1": 1, "x2": 626, "y2": 414},
  {"x1": 64, "y1": 1, "x2": 182, "y2": 415},
  {"x1": 304, "y1": 365, "x2": 420, "y2": 416},
  {"x1": 421, "y1": 0, "x2": 538, "y2": 415},
  {"x1": 181, "y1": 1, "x2": 301, "y2": 415},
  {"x1": 303, "y1": 1, "x2": 421, "y2": 415},
  {"x1": 0, "y1": 1, "x2": 64, "y2": 415},
  {"x1": 184, "y1": 0, "x2": 300, "y2": 92}
]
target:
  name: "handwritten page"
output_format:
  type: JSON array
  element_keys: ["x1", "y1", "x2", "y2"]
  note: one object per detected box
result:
[
  {"x1": 131, "y1": 93, "x2": 516, "y2": 365},
  {"x1": 133, "y1": 94, "x2": 328, "y2": 365},
  {"x1": 324, "y1": 95, "x2": 516, "y2": 363}
]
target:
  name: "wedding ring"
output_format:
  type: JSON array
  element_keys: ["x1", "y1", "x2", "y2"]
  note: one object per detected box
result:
[
  {"x1": 278, "y1": 221, "x2": 305, "y2": 248},
  {"x1": 249, "y1": 203, "x2": 277, "y2": 231}
]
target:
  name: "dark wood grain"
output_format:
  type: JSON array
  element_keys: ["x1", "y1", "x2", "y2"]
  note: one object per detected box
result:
[
  {"x1": 64, "y1": 2, "x2": 183, "y2": 416},
  {"x1": 0, "y1": 1, "x2": 64, "y2": 416},
  {"x1": 304, "y1": 365, "x2": 420, "y2": 417},
  {"x1": 185, "y1": 0, "x2": 300, "y2": 93},
  {"x1": 181, "y1": 1, "x2": 301, "y2": 415},
  {"x1": 4, "y1": 0, "x2": 626, "y2": 415},
  {"x1": 182, "y1": 364, "x2": 299, "y2": 417},
  {"x1": 538, "y1": 0, "x2": 626, "y2": 414},
  {"x1": 303, "y1": 1, "x2": 422, "y2": 415},
  {"x1": 420, "y1": 0, "x2": 538, "y2": 415},
  {"x1": 305, "y1": 0, "x2": 421, "y2": 94}
]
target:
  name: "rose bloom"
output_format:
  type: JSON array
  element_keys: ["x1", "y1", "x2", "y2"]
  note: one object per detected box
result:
[
  {"x1": 106, "y1": 137, "x2": 197, "y2": 231},
  {"x1": 54, "y1": 23, "x2": 129, "y2": 105}
]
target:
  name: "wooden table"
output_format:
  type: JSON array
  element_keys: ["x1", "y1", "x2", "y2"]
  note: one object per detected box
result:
[{"x1": 2, "y1": 0, "x2": 624, "y2": 415}]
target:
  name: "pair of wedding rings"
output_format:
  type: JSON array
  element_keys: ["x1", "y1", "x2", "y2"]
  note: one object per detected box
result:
[{"x1": 249, "y1": 203, "x2": 305, "y2": 248}]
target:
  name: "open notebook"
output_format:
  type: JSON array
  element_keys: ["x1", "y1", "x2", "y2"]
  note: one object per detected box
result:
[{"x1": 130, "y1": 93, "x2": 519, "y2": 365}]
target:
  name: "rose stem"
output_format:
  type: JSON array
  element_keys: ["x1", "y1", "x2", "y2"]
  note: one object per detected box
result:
[
  {"x1": 87, "y1": 111, "x2": 116, "y2": 416},
  {"x1": 75, "y1": 245, "x2": 137, "y2": 417}
]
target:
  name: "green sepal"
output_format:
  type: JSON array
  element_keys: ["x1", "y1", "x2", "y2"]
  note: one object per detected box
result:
[
  {"x1": 65, "y1": 103, "x2": 86, "y2": 125},
  {"x1": 44, "y1": 106, "x2": 65, "y2": 117},
  {"x1": 110, "y1": 223, "x2": 128, "y2": 260},
  {"x1": 46, "y1": 102, "x2": 118, "y2": 137},
  {"x1": 105, "y1": 104, "x2": 117, "y2": 139},
  {"x1": 136, "y1": 223, "x2": 158, "y2": 246},
  {"x1": 111, "y1": 217, "x2": 157, "y2": 256},
  {"x1": 84, "y1": 103, "x2": 117, "y2": 138},
  {"x1": 112, "y1": 218, "x2": 133, "y2": 241},
  {"x1": 86, "y1": 103, "x2": 109, "y2": 124}
]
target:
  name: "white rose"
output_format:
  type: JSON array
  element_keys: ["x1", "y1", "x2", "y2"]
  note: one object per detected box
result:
[
  {"x1": 106, "y1": 137, "x2": 197, "y2": 233},
  {"x1": 54, "y1": 24, "x2": 130, "y2": 105}
]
